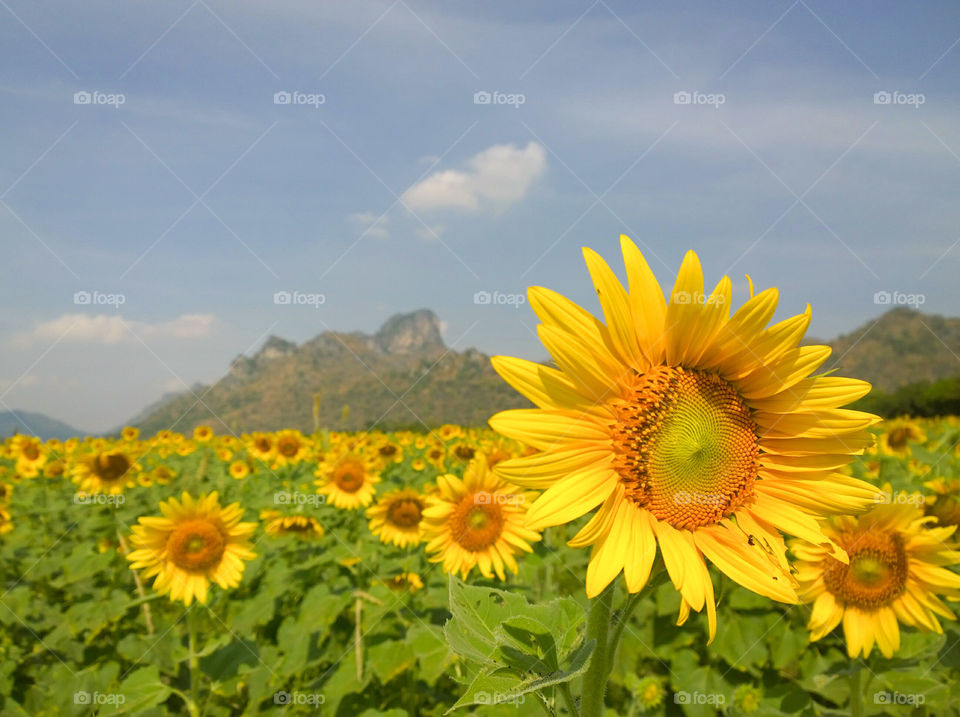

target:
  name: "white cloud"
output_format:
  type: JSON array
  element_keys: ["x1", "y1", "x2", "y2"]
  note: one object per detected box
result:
[
  {"x1": 13, "y1": 314, "x2": 216, "y2": 347},
  {"x1": 402, "y1": 141, "x2": 547, "y2": 212},
  {"x1": 348, "y1": 211, "x2": 390, "y2": 239}
]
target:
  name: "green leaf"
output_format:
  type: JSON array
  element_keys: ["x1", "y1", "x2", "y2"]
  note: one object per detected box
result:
[{"x1": 102, "y1": 666, "x2": 171, "y2": 715}]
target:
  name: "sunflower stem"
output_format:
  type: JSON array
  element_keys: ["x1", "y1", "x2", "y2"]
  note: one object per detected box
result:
[
  {"x1": 560, "y1": 682, "x2": 579, "y2": 716},
  {"x1": 849, "y1": 661, "x2": 863, "y2": 717},
  {"x1": 187, "y1": 606, "x2": 201, "y2": 717},
  {"x1": 580, "y1": 583, "x2": 614, "y2": 717}
]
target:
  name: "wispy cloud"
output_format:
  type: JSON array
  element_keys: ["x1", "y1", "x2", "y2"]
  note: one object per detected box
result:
[
  {"x1": 348, "y1": 211, "x2": 390, "y2": 239},
  {"x1": 13, "y1": 314, "x2": 216, "y2": 347},
  {"x1": 402, "y1": 141, "x2": 547, "y2": 212}
]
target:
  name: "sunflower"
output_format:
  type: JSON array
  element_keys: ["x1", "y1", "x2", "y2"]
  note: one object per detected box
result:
[
  {"x1": 315, "y1": 452, "x2": 380, "y2": 510},
  {"x1": 488, "y1": 238, "x2": 881, "y2": 638},
  {"x1": 247, "y1": 432, "x2": 276, "y2": 463},
  {"x1": 229, "y1": 460, "x2": 251, "y2": 480},
  {"x1": 272, "y1": 429, "x2": 311, "y2": 467},
  {"x1": 384, "y1": 572, "x2": 425, "y2": 593},
  {"x1": 449, "y1": 441, "x2": 477, "y2": 465},
  {"x1": 411, "y1": 458, "x2": 427, "y2": 472},
  {"x1": 193, "y1": 425, "x2": 215, "y2": 442},
  {"x1": 421, "y1": 455, "x2": 540, "y2": 581},
  {"x1": 792, "y1": 501, "x2": 960, "y2": 658},
  {"x1": 924, "y1": 478, "x2": 960, "y2": 528},
  {"x1": 260, "y1": 510, "x2": 324, "y2": 538},
  {"x1": 12, "y1": 436, "x2": 46, "y2": 478},
  {"x1": 121, "y1": 426, "x2": 140, "y2": 441},
  {"x1": 438, "y1": 424, "x2": 464, "y2": 441},
  {"x1": 374, "y1": 439, "x2": 404, "y2": 467},
  {"x1": 0, "y1": 507, "x2": 11, "y2": 535},
  {"x1": 43, "y1": 460, "x2": 65, "y2": 479},
  {"x1": 150, "y1": 465, "x2": 176, "y2": 485},
  {"x1": 879, "y1": 418, "x2": 926, "y2": 456},
  {"x1": 127, "y1": 491, "x2": 257, "y2": 606},
  {"x1": 425, "y1": 444, "x2": 446, "y2": 470},
  {"x1": 366, "y1": 488, "x2": 427, "y2": 548},
  {"x1": 72, "y1": 449, "x2": 140, "y2": 495}
]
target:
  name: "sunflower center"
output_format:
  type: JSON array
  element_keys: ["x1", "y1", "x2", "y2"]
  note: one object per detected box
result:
[
  {"x1": 450, "y1": 497, "x2": 504, "y2": 552},
  {"x1": 22, "y1": 443, "x2": 40, "y2": 460},
  {"x1": 887, "y1": 428, "x2": 910, "y2": 449},
  {"x1": 613, "y1": 366, "x2": 759, "y2": 530},
  {"x1": 926, "y1": 494, "x2": 960, "y2": 528},
  {"x1": 379, "y1": 445, "x2": 398, "y2": 457},
  {"x1": 823, "y1": 529, "x2": 907, "y2": 609},
  {"x1": 386, "y1": 499, "x2": 423, "y2": 528},
  {"x1": 333, "y1": 462, "x2": 365, "y2": 493},
  {"x1": 254, "y1": 438, "x2": 272, "y2": 452},
  {"x1": 167, "y1": 519, "x2": 226, "y2": 572},
  {"x1": 278, "y1": 438, "x2": 300, "y2": 457},
  {"x1": 454, "y1": 445, "x2": 475, "y2": 460},
  {"x1": 92, "y1": 453, "x2": 132, "y2": 483}
]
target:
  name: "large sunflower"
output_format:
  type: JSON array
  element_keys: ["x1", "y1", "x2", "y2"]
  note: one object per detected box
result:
[
  {"x1": 792, "y1": 501, "x2": 960, "y2": 658},
  {"x1": 421, "y1": 455, "x2": 541, "y2": 580},
  {"x1": 126, "y1": 491, "x2": 257, "y2": 606},
  {"x1": 314, "y1": 452, "x2": 380, "y2": 510},
  {"x1": 366, "y1": 488, "x2": 427, "y2": 548},
  {"x1": 488, "y1": 238, "x2": 880, "y2": 638}
]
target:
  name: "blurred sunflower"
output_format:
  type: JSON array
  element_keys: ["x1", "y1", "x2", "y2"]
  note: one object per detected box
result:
[
  {"x1": 0, "y1": 506, "x2": 12, "y2": 535},
  {"x1": 315, "y1": 452, "x2": 380, "y2": 510},
  {"x1": 42, "y1": 460, "x2": 65, "y2": 479},
  {"x1": 127, "y1": 491, "x2": 257, "y2": 606},
  {"x1": 421, "y1": 456, "x2": 540, "y2": 581},
  {"x1": 260, "y1": 510, "x2": 324, "y2": 538},
  {"x1": 366, "y1": 488, "x2": 426, "y2": 548},
  {"x1": 374, "y1": 439, "x2": 404, "y2": 467},
  {"x1": 384, "y1": 572, "x2": 424, "y2": 593},
  {"x1": 247, "y1": 432, "x2": 276, "y2": 463},
  {"x1": 411, "y1": 458, "x2": 426, "y2": 472},
  {"x1": 924, "y1": 478, "x2": 960, "y2": 528},
  {"x1": 11, "y1": 436, "x2": 46, "y2": 478},
  {"x1": 229, "y1": 460, "x2": 251, "y2": 480},
  {"x1": 425, "y1": 444, "x2": 446, "y2": 470},
  {"x1": 150, "y1": 465, "x2": 176, "y2": 485},
  {"x1": 272, "y1": 429, "x2": 311, "y2": 467},
  {"x1": 72, "y1": 449, "x2": 140, "y2": 495},
  {"x1": 121, "y1": 426, "x2": 140, "y2": 441},
  {"x1": 879, "y1": 419, "x2": 926, "y2": 456},
  {"x1": 793, "y1": 502, "x2": 960, "y2": 658},
  {"x1": 449, "y1": 441, "x2": 477, "y2": 465},
  {"x1": 193, "y1": 425, "x2": 215, "y2": 442},
  {"x1": 438, "y1": 424, "x2": 463, "y2": 441},
  {"x1": 489, "y1": 238, "x2": 880, "y2": 638}
]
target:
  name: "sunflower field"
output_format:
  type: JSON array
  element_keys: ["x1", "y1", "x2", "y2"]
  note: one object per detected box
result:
[{"x1": 3, "y1": 243, "x2": 960, "y2": 716}]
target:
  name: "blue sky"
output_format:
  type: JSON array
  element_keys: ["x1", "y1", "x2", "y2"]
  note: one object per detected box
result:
[{"x1": 2, "y1": 1, "x2": 959, "y2": 432}]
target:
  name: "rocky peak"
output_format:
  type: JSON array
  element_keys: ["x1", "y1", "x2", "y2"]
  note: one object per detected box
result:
[
  {"x1": 257, "y1": 336, "x2": 298, "y2": 361},
  {"x1": 375, "y1": 310, "x2": 445, "y2": 355}
]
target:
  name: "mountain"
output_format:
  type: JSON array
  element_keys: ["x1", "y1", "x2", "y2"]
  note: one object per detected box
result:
[
  {"x1": 133, "y1": 309, "x2": 531, "y2": 435},
  {"x1": 0, "y1": 410, "x2": 84, "y2": 440},
  {"x1": 820, "y1": 307, "x2": 960, "y2": 392}
]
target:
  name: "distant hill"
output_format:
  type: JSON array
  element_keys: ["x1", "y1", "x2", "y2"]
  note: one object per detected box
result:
[
  {"x1": 0, "y1": 410, "x2": 84, "y2": 440},
  {"x1": 820, "y1": 307, "x2": 960, "y2": 392},
  {"x1": 133, "y1": 309, "x2": 532, "y2": 435}
]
